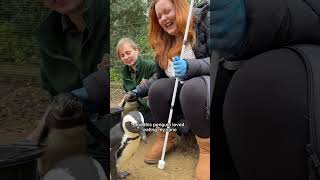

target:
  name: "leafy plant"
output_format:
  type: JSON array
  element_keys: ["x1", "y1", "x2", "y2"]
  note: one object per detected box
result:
[{"x1": 0, "y1": 21, "x2": 40, "y2": 64}]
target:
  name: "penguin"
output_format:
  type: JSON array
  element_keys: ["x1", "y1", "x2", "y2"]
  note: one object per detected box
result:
[
  {"x1": 39, "y1": 93, "x2": 108, "y2": 180},
  {"x1": 110, "y1": 110, "x2": 147, "y2": 180}
]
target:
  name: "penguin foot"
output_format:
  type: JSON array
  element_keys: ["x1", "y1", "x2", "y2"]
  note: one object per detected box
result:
[{"x1": 118, "y1": 171, "x2": 130, "y2": 179}]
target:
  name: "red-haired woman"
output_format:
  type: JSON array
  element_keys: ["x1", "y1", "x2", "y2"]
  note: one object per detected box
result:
[{"x1": 126, "y1": 0, "x2": 210, "y2": 179}]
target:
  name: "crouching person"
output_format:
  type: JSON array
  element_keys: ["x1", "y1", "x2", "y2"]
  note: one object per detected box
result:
[
  {"x1": 116, "y1": 37, "x2": 156, "y2": 119},
  {"x1": 38, "y1": 93, "x2": 107, "y2": 180}
]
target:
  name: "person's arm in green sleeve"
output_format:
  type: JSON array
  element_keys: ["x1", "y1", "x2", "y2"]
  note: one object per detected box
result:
[{"x1": 40, "y1": 65, "x2": 57, "y2": 96}]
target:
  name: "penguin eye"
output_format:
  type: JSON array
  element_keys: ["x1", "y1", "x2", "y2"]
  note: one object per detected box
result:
[{"x1": 130, "y1": 122, "x2": 137, "y2": 128}]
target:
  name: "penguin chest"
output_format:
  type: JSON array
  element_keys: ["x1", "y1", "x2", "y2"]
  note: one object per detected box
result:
[{"x1": 117, "y1": 136, "x2": 141, "y2": 168}]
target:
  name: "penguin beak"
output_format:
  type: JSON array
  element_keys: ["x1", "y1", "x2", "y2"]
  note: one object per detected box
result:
[{"x1": 139, "y1": 130, "x2": 147, "y2": 144}]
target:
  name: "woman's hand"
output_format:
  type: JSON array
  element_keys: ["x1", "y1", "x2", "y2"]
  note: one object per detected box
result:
[
  {"x1": 173, "y1": 56, "x2": 188, "y2": 78},
  {"x1": 125, "y1": 89, "x2": 139, "y2": 102},
  {"x1": 70, "y1": 87, "x2": 88, "y2": 100},
  {"x1": 140, "y1": 78, "x2": 148, "y2": 86}
]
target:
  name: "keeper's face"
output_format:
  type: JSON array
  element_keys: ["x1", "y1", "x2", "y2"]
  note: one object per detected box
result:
[
  {"x1": 43, "y1": 0, "x2": 84, "y2": 15},
  {"x1": 118, "y1": 43, "x2": 139, "y2": 67}
]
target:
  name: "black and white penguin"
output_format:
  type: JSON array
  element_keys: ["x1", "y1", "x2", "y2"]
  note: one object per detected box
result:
[
  {"x1": 39, "y1": 93, "x2": 107, "y2": 180},
  {"x1": 110, "y1": 111, "x2": 147, "y2": 180}
]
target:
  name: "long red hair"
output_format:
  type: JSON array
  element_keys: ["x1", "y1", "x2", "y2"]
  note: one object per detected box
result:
[{"x1": 148, "y1": 0, "x2": 196, "y2": 69}]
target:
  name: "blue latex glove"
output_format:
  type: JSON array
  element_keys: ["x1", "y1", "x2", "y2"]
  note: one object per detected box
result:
[
  {"x1": 71, "y1": 87, "x2": 97, "y2": 114},
  {"x1": 132, "y1": 89, "x2": 138, "y2": 93},
  {"x1": 71, "y1": 87, "x2": 88, "y2": 100},
  {"x1": 173, "y1": 56, "x2": 188, "y2": 78},
  {"x1": 125, "y1": 89, "x2": 139, "y2": 102}
]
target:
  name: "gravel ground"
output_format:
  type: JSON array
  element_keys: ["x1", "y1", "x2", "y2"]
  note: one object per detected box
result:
[{"x1": 0, "y1": 78, "x2": 49, "y2": 144}]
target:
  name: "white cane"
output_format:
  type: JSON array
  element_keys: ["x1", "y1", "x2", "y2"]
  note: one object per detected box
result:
[{"x1": 158, "y1": 0, "x2": 195, "y2": 170}]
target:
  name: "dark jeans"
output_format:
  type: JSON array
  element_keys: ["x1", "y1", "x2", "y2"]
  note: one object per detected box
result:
[{"x1": 148, "y1": 77, "x2": 210, "y2": 138}]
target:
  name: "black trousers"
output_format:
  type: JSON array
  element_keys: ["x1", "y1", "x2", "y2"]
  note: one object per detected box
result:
[
  {"x1": 148, "y1": 77, "x2": 210, "y2": 138},
  {"x1": 212, "y1": 65, "x2": 239, "y2": 180},
  {"x1": 223, "y1": 49, "x2": 309, "y2": 180}
]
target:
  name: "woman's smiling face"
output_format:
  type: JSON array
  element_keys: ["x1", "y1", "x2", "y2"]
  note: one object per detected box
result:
[{"x1": 155, "y1": 0, "x2": 177, "y2": 36}]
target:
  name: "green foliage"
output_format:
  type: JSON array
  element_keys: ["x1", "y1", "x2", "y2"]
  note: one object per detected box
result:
[
  {"x1": 0, "y1": 1, "x2": 47, "y2": 64},
  {"x1": 0, "y1": 21, "x2": 40, "y2": 64},
  {"x1": 136, "y1": 35, "x2": 154, "y2": 59},
  {"x1": 0, "y1": 0, "x2": 48, "y2": 30},
  {"x1": 110, "y1": 66, "x2": 123, "y2": 83}
]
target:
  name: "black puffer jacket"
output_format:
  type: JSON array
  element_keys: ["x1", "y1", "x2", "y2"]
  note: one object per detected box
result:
[
  {"x1": 136, "y1": 3, "x2": 210, "y2": 97},
  {"x1": 234, "y1": 0, "x2": 320, "y2": 60},
  {"x1": 193, "y1": 1, "x2": 210, "y2": 59},
  {"x1": 209, "y1": 0, "x2": 320, "y2": 104}
]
